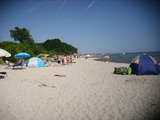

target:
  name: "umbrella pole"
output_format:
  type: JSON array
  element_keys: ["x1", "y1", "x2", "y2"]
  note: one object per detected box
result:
[{"x1": 0, "y1": 57, "x2": 3, "y2": 64}]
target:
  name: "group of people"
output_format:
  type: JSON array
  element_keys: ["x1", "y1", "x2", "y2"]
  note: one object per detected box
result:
[
  {"x1": 38, "y1": 54, "x2": 79, "y2": 66},
  {"x1": 53, "y1": 55, "x2": 75, "y2": 65},
  {"x1": 5, "y1": 54, "x2": 80, "y2": 68}
]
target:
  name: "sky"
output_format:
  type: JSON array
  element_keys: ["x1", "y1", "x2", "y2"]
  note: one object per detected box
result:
[{"x1": 0, "y1": 0, "x2": 160, "y2": 54}]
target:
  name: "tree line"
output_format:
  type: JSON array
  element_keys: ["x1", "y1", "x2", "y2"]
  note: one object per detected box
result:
[{"x1": 0, "y1": 27, "x2": 78, "y2": 63}]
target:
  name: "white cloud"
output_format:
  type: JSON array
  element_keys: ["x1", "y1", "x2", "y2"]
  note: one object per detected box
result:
[
  {"x1": 54, "y1": 0, "x2": 67, "y2": 18},
  {"x1": 27, "y1": 6, "x2": 37, "y2": 13},
  {"x1": 84, "y1": 0, "x2": 98, "y2": 12},
  {"x1": 58, "y1": 0, "x2": 67, "y2": 12}
]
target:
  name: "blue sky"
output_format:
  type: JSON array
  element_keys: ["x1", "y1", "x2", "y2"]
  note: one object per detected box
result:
[{"x1": 0, "y1": 0, "x2": 160, "y2": 53}]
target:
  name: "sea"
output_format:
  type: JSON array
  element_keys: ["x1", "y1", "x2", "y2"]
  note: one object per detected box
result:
[{"x1": 90, "y1": 51, "x2": 160, "y2": 63}]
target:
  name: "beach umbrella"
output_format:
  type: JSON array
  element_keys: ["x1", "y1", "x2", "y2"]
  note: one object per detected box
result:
[
  {"x1": 26, "y1": 57, "x2": 46, "y2": 67},
  {"x1": 104, "y1": 56, "x2": 110, "y2": 59},
  {"x1": 38, "y1": 54, "x2": 49, "y2": 57},
  {"x1": 0, "y1": 48, "x2": 11, "y2": 57},
  {"x1": 44, "y1": 54, "x2": 49, "y2": 57},
  {"x1": 38, "y1": 54, "x2": 45, "y2": 57},
  {"x1": 38, "y1": 54, "x2": 49, "y2": 62},
  {"x1": 14, "y1": 52, "x2": 31, "y2": 58}
]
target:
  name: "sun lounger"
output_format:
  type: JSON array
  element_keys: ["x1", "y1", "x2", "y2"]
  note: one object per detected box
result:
[{"x1": 12, "y1": 59, "x2": 25, "y2": 69}]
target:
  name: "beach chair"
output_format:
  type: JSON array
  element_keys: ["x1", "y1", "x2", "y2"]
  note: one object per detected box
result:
[
  {"x1": 12, "y1": 59, "x2": 25, "y2": 69},
  {"x1": 5, "y1": 60, "x2": 14, "y2": 69},
  {"x1": 0, "y1": 72, "x2": 7, "y2": 78}
]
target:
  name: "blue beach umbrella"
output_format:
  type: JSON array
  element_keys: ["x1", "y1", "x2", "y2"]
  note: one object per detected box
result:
[
  {"x1": 26, "y1": 57, "x2": 46, "y2": 67},
  {"x1": 14, "y1": 52, "x2": 31, "y2": 58},
  {"x1": 38, "y1": 54, "x2": 45, "y2": 57}
]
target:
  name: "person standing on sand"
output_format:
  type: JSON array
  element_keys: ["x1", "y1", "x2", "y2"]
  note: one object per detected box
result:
[
  {"x1": 61, "y1": 55, "x2": 65, "y2": 65},
  {"x1": 57, "y1": 55, "x2": 61, "y2": 64},
  {"x1": 64, "y1": 56, "x2": 67, "y2": 65},
  {"x1": 66, "y1": 55, "x2": 70, "y2": 65},
  {"x1": 70, "y1": 55, "x2": 73, "y2": 64},
  {"x1": 54, "y1": 55, "x2": 57, "y2": 62}
]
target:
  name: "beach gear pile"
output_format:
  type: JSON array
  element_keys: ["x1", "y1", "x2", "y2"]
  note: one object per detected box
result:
[{"x1": 114, "y1": 67, "x2": 132, "y2": 75}]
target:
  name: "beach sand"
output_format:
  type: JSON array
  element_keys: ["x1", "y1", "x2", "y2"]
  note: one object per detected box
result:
[{"x1": 0, "y1": 58, "x2": 160, "y2": 120}]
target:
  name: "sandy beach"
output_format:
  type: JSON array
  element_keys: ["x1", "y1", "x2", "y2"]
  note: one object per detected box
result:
[{"x1": 0, "y1": 58, "x2": 160, "y2": 120}]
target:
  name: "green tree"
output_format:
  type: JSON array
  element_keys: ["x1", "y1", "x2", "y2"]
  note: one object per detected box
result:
[
  {"x1": 10, "y1": 27, "x2": 34, "y2": 44},
  {"x1": 43, "y1": 39, "x2": 61, "y2": 51},
  {"x1": 43, "y1": 38, "x2": 78, "y2": 55}
]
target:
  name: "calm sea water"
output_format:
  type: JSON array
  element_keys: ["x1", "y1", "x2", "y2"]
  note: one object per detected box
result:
[{"x1": 91, "y1": 51, "x2": 160, "y2": 63}]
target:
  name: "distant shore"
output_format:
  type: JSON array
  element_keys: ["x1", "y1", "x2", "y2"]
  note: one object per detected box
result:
[
  {"x1": 0, "y1": 58, "x2": 160, "y2": 120},
  {"x1": 88, "y1": 51, "x2": 160, "y2": 63}
]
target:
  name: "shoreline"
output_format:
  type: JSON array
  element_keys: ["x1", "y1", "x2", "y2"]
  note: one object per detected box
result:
[
  {"x1": 0, "y1": 58, "x2": 160, "y2": 120},
  {"x1": 89, "y1": 57, "x2": 131, "y2": 64}
]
